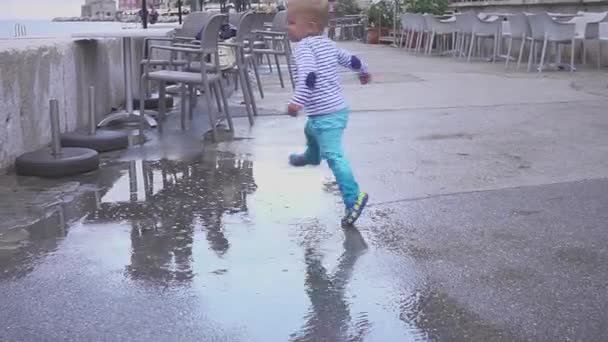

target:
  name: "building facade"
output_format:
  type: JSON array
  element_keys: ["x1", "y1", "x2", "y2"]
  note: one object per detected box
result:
[
  {"x1": 81, "y1": 0, "x2": 118, "y2": 17},
  {"x1": 118, "y1": 0, "x2": 168, "y2": 11}
]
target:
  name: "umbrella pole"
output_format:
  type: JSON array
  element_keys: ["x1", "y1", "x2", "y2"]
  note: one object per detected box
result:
[
  {"x1": 178, "y1": 0, "x2": 183, "y2": 24},
  {"x1": 391, "y1": 0, "x2": 398, "y2": 47},
  {"x1": 142, "y1": 0, "x2": 148, "y2": 29}
]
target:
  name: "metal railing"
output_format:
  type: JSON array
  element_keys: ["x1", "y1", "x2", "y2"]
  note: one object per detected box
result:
[{"x1": 14, "y1": 23, "x2": 27, "y2": 37}]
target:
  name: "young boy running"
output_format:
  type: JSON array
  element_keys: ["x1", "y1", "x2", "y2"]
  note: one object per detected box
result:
[{"x1": 285, "y1": 0, "x2": 370, "y2": 226}]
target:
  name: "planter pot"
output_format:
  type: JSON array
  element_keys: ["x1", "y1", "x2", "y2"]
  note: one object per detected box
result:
[{"x1": 365, "y1": 27, "x2": 390, "y2": 44}]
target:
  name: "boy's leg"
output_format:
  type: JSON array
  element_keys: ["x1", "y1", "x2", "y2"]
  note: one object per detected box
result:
[
  {"x1": 309, "y1": 112, "x2": 360, "y2": 208},
  {"x1": 290, "y1": 119, "x2": 321, "y2": 166}
]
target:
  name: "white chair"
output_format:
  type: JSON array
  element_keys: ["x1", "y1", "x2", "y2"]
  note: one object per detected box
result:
[
  {"x1": 504, "y1": 13, "x2": 532, "y2": 70},
  {"x1": 453, "y1": 12, "x2": 477, "y2": 59},
  {"x1": 568, "y1": 11, "x2": 608, "y2": 69},
  {"x1": 424, "y1": 14, "x2": 458, "y2": 55},
  {"x1": 526, "y1": 13, "x2": 576, "y2": 73},
  {"x1": 601, "y1": 22, "x2": 608, "y2": 67},
  {"x1": 399, "y1": 13, "x2": 414, "y2": 50},
  {"x1": 467, "y1": 14, "x2": 502, "y2": 62},
  {"x1": 400, "y1": 14, "x2": 427, "y2": 53}
]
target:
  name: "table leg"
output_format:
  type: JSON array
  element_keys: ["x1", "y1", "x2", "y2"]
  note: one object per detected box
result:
[{"x1": 97, "y1": 37, "x2": 157, "y2": 128}]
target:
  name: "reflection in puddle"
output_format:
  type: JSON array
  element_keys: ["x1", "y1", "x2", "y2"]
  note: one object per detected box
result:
[
  {"x1": 0, "y1": 148, "x2": 432, "y2": 341},
  {"x1": 291, "y1": 228, "x2": 370, "y2": 341},
  {"x1": 0, "y1": 204, "x2": 68, "y2": 280},
  {"x1": 89, "y1": 151, "x2": 257, "y2": 287}
]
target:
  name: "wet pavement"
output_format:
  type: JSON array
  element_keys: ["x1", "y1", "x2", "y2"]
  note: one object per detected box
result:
[{"x1": 1, "y1": 42, "x2": 608, "y2": 341}]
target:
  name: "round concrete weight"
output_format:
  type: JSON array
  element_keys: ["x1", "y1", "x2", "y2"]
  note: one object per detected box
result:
[
  {"x1": 15, "y1": 147, "x2": 99, "y2": 178},
  {"x1": 61, "y1": 130, "x2": 129, "y2": 152},
  {"x1": 133, "y1": 95, "x2": 174, "y2": 110}
]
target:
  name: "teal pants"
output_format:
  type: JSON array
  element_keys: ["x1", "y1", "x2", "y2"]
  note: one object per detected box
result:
[{"x1": 303, "y1": 109, "x2": 360, "y2": 208}]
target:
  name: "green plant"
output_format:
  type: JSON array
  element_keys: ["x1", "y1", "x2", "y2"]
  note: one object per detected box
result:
[
  {"x1": 335, "y1": 0, "x2": 361, "y2": 15},
  {"x1": 366, "y1": 0, "x2": 394, "y2": 28},
  {"x1": 406, "y1": 0, "x2": 448, "y2": 15}
]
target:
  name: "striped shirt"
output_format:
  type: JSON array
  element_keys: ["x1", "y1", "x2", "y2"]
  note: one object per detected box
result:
[{"x1": 290, "y1": 36, "x2": 368, "y2": 116}]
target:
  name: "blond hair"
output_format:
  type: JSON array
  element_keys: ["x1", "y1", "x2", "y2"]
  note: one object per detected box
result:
[{"x1": 288, "y1": 0, "x2": 329, "y2": 30}]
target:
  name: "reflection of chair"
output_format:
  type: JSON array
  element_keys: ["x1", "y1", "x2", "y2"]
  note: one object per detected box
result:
[
  {"x1": 141, "y1": 14, "x2": 230, "y2": 141},
  {"x1": 92, "y1": 151, "x2": 257, "y2": 285}
]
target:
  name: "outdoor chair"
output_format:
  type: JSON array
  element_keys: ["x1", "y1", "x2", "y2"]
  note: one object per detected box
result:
[
  {"x1": 467, "y1": 13, "x2": 502, "y2": 62},
  {"x1": 424, "y1": 14, "x2": 458, "y2": 55},
  {"x1": 568, "y1": 11, "x2": 608, "y2": 68},
  {"x1": 141, "y1": 14, "x2": 232, "y2": 142},
  {"x1": 526, "y1": 13, "x2": 576, "y2": 72},
  {"x1": 252, "y1": 10, "x2": 294, "y2": 88},
  {"x1": 402, "y1": 14, "x2": 427, "y2": 53},
  {"x1": 453, "y1": 12, "x2": 476, "y2": 59},
  {"x1": 219, "y1": 11, "x2": 260, "y2": 121},
  {"x1": 504, "y1": 13, "x2": 532, "y2": 70},
  {"x1": 139, "y1": 12, "x2": 213, "y2": 102}
]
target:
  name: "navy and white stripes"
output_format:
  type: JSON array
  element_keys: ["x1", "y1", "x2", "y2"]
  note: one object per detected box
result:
[{"x1": 290, "y1": 36, "x2": 367, "y2": 116}]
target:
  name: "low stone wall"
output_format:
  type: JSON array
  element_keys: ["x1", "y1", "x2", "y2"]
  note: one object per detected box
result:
[{"x1": 0, "y1": 38, "x2": 124, "y2": 172}]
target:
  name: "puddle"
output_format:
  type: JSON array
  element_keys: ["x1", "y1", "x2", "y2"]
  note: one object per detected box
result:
[{"x1": 0, "y1": 148, "x2": 431, "y2": 341}]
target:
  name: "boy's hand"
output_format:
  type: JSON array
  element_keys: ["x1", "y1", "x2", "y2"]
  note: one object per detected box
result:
[
  {"x1": 287, "y1": 103, "x2": 302, "y2": 117},
  {"x1": 359, "y1": 72, "x2": 371, "y2": 85}
]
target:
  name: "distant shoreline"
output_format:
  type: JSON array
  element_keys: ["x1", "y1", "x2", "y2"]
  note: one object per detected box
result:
[{"x1": 52, "y1": 17, "x2": 182, "y2": 23}]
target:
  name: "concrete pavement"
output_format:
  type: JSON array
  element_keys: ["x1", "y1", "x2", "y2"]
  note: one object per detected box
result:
[{"x1": 1, "y1": 42, "x2": 607, "y2": 341}]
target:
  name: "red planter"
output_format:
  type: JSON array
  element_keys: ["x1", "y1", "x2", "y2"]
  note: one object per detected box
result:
[{"x1": 366, "y1": 27, "x2": 390, "y2": 44}]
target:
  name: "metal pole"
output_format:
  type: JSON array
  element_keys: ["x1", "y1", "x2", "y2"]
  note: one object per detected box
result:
[
  {"x1": 178, "y1": 0, "x2": 183, "y2": 25},
  {"x1": 88, "y1": 86, "x2": 96, "y2": 135},
  {"x1": 392, "y1": 0, "x2": 398, "y2": 47},
  {"x1": 142, "y1": 0, "x2": 148, "y2": 29},
  {"x1": 49, "y1": 99, "x2": 62, "y2": 157}
]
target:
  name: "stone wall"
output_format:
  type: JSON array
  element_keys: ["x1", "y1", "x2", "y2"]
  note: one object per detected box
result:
[{"x1": 0, "y1": 39, "x2": 124, "y2": 172}]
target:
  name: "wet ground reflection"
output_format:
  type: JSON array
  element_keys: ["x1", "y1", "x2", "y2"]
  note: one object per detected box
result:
[
  {"x1": 0, "y1": 204, "x2": 68, "y2": 281},
  {"x1": 291, "y1": 228, "x2": 371, "y2": 342},
  {"x1": 90, "y1": 151, "x2": 257, "y2": 287},
  {"x1": 0, "y1": 147, "x2": 431, "y2": 341}
]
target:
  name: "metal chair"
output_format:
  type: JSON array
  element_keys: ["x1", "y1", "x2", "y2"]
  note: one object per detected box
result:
[
  {"x1": 220, "y1": 11, "x2": 260, "y2": 120},
  {"x1": 252, "y1": 10, "x2": 294, "y2": 88},
  {"x1": 141, "y1": 14, "x2": 233, "y2": 142},
  {"x1": 139, "y1": 12, "x2": 213, "y2": 100}
]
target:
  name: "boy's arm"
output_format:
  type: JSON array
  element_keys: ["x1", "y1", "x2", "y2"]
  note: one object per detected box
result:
[
  {"x1": 288, "y1": 44, "x2": 317, "y2": 114},
  {"x1": 336, "y1": 48, "x2": 370, "y2": 84},
  {"x1": 336, "y1": 48, "x2": 368, "y2": 73}
]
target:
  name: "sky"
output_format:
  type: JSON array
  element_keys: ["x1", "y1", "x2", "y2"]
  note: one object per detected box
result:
[{"x1": 2, "y1": 0, "x2": 84, "y2": 19}]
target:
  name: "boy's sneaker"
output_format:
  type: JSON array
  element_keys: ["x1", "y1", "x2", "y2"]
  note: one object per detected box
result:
[
  {"x1": 342, "y1": 192, "x2": 369, "y2": 226},
  {"x1": 289, "y1": 154, "x2": 308, "y2": 167}
]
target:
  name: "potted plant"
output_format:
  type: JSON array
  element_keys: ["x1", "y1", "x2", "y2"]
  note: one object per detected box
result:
[
  {"x1": 406, "y1": 0, "x2": 448, "y2": 15},
  {"x1": 365, "y1": 0, "x2": 394, "y2": 44}
]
